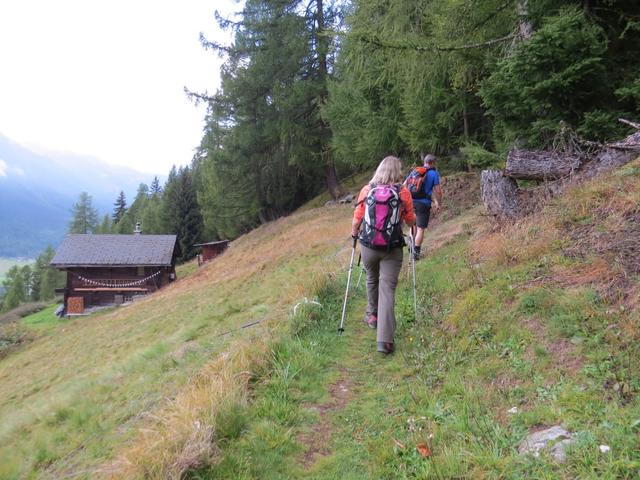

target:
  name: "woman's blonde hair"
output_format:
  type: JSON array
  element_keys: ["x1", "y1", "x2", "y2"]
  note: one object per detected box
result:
[{"x1": 370, "y1": 155, "x2": 403, "y2": 185}]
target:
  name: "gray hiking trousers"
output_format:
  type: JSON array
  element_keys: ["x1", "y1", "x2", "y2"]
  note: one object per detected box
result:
[{"x1": 361, "y1": 245, "x2": 404, "y2": 344}]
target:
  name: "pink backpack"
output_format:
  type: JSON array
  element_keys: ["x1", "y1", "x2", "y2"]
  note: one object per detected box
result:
[{"x1": 359, "y1": 184, "x2": 404, "y2": 250}]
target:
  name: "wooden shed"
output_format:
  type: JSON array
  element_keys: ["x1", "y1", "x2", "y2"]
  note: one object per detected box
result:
[
  {"x1": 194, "y1": 240, "x2": 230, "y2": 265},
  {"x1": 51, "y1": 234, "x2": 178, "y2": 315}
]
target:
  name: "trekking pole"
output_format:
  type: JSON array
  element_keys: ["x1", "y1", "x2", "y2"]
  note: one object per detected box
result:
[
  {"x1": 408, "y1": 231, "x2": 418, "y2": 323},
  {"x1": 338, "y1": 237, "x2": 357, "y2": 334},
  {"x1": 355, "y1": 253, "x2": 364, "y2": 289}
]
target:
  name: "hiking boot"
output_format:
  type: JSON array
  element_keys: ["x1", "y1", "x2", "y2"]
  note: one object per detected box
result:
[
  {"x1": 364, "y1": 313, "x2": 377, "y2": 329},
  {"x1": 377, "y1": 342, "x2": 394, "y2": 354}
]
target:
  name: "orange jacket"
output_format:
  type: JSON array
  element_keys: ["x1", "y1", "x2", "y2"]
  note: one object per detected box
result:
[{"x1": 353, "y1": 184, "x2": 416, "y2": 225}]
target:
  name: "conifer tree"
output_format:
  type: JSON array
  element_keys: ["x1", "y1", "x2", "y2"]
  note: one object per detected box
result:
[
  {"x1": 114, "y1": 213, "x2": 134, "y2": 234},
  {"x1": 33, "y1": 246, "x2": 62, "y2": 301},
  {"x1": 150, "y1": 176, "x2": 162, "y2": 196},
  {"x1": 1, "y1": 266, "x2": 27, "y2": 311},
  {"x1": 175, "y1": 168, "x2": 204, "y2": 261},
  {"x1": 69, "y1": 192, "x2": 99, "y2": 234},
  {"x1": 30, "y1": 254, "x2": 45, "y2": 301},
  {"x1": 160, "y1": 166, "x2": 180, "y2": 233},
  {"x1": 112, "y1": 191, "x2": 127, "y2": 224},
  {"x1": 126, "y1": 184, "x2": 149, "y2": 227},
  {"x1": 39, "y1": 263, "x2": 62, "y2": 301},
  {"x1": 140, "y1": 195, "x2": 163, "y2": 234},
  {"x1": 195, "y1": 0, "x2": 343, "y2": 237},
  {"x1": 96, "y1": 214, "x2": 112, "y2": 234},
  {"x1": 158, "y1": 166, "x2": 203, "y2": 259},
  {"x1": 325, "y1": 0, "x2": 640, "y2": 165}
]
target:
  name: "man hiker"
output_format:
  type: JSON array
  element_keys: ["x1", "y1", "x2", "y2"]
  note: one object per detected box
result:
[{"x1": 404, "y1": 154, "x2": 443, "y2": 260}]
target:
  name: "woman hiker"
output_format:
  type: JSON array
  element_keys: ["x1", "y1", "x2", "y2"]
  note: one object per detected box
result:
[{"x1": 351, "y1": 155, "x2": 416, "y2": 354}]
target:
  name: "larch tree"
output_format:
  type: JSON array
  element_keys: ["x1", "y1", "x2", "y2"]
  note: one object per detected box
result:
[
  {"x1": 325, "y1": 0, "x2": 518, "y2": 170},
  {"x1": 96, "y1": 214, "x2": 112, "y2": 234},
  {"x1": 69, "y1": 192, "x2": 99, "y2": 234},
  {"x1": 194, "y1": 0, "x2": 344, "y2": 238}
]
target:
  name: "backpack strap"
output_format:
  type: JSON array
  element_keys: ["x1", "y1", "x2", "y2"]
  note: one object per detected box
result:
[{"x1": 354, "y1": 183, "x2": 374, "y2": 207}]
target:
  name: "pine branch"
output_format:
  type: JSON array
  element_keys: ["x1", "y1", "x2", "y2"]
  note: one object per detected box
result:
[
  {"x1": 199, "y1": 32, "x2": 231, "y2": 55},
  {"x1": 618, "y1": 118, "x2": 640, "y2": 130},
  {"x1": 352, "y1": 33, "x2": 516, "y2": 52},
  {"x1": 214, "y1": 9, "x2": 243, "y2": 30},
  {"x1": 183, "y1": 87, "x2": 215, "y2": 107}
]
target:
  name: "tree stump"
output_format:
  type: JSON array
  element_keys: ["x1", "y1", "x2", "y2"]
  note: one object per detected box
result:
[
  {"x1": 505, "y1": 149, "x2": 581, "y2": 180},
  {"x1": 481, "y1": 170, "x2": 520, "y2": 220}
]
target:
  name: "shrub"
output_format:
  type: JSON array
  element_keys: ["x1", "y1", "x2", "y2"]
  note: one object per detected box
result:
[
  {"x1": 0, "y1": 301, "x2": 50, "y2": 325},
  {"x1": 459, "y1": 142, "x2": 501, "y2": 169},
  {"x1": 480, "y1": 8, "x2": 609, "y2": 147}
]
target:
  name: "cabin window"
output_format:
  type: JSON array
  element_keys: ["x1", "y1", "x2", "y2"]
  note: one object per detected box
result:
[{"x1": 137, "y1": 266, "x2": 145, "y2": 276}]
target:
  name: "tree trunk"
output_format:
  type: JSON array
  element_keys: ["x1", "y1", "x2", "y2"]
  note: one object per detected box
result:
[
  {"x1": 325, "y1": 160, "x2": 343, "y2": 199},
  {"x1": 516, "y1": 0, "x2": 533, "y2": 39},
  {"x1": 481, "y1": 170, "x2": 520, "y2": 220},
  {"x1": 462, "y1": 94, "x2": 469, "y2": 140},
  {"x1": 316, "y1": 0, "x2": 327, "y2": 79},
  {"x1": 505, "y1": 149, "x2": 582, "y2": 180},
  {"x1": 314, "y1": 0, "x2": 342, "y2": 200}
]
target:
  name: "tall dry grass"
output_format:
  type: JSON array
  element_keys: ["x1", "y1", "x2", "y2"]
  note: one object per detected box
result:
[
  {"x1": 100, "y1": 207, "x2": 354, "y2": 478},
  {"x1": 469, "y1": 213, "x2": 559, "y2": 267},
  {"x1": 103, "y1": 331, "x2": 274, "y2": 479}
]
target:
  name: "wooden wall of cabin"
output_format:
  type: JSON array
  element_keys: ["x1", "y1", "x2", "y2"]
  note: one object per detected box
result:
[
  {"x1": 65, "y1": 266, "x2": 174, "y2": 309},
  {"x1": 201, "y1": 244, "x2": 228, "y2": 263}
]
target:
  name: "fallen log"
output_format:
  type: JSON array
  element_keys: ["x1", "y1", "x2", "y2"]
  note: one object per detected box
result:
[
  {"x1": 505, "y1": 149, "x2": 581, "y2": 180},
  {"x1": 483, "y1": 126, "x2": 640, "y2": 222},
  {"x1": 481, "y1": 170, "x2": 520, "y2": 220}
]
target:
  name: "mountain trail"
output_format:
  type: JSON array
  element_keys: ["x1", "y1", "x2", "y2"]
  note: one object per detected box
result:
[{"x1": 297, "y1": 209, "x2": 478, "y2": 473}]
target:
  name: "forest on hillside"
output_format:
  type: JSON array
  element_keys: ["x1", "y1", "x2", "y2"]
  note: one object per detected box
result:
[
  {"x1": 68, "y1": 0, "x2": 640, "y2": 246},
  {"x1": 2, "y1": 0, "x2": 640, "y2": 312},
  {"x1": 192, "y1": 0, "x2": 640, "y2": 239}
]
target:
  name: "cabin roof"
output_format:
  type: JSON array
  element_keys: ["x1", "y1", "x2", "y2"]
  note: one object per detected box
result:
[
  {"x1": 51, "y1": 234, "x2": 177, "y2": 267},
  {"x1": 193, "y1": 240, "x2": 230, "y2": 247}
]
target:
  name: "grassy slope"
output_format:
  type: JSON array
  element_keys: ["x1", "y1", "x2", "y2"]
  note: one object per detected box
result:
[
  {"x1": 2, "y1": 163, "x2": 639, "y2": 479},
  {"x1": 0, "y1": 207, "x2": 354, "y2": 479},
  {"x1": 192, "y1": 161, "x2": 640, "y2": 479}
]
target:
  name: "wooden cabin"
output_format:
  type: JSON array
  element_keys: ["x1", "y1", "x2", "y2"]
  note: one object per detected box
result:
[
  {"x1": 51, "y1": 234, "x2": 178, "y2": 315},
  {"x1": 194, "y1": 240, "x2": 230, "y2": 265}
]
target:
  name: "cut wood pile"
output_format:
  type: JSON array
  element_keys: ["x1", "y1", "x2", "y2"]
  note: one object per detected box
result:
[{"x1": 482, "y1": 120, "x2": 640, "y2": 221}]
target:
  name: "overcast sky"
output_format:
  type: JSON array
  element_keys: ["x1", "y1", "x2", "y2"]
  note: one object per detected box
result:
[{"x1": 0, "y1": 0, "x2": 241, "y2": 175}]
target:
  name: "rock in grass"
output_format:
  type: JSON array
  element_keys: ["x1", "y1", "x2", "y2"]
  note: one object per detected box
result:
[
  {"x1": 518, "y1": 425, "x2": 575, "y2": 463},
  {"x1": 549, "y1": 438, "x2": 575, "y2": 463}
]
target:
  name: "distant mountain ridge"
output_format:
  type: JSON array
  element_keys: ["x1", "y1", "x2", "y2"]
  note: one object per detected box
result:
[{"x1": 0, "y1": 134, "x2": 155, "y2": 257}]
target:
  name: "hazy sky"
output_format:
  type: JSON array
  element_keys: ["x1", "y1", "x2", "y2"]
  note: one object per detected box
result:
[{"x1": 0, "y1": 0, "x2": 241, "y2": 175}]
